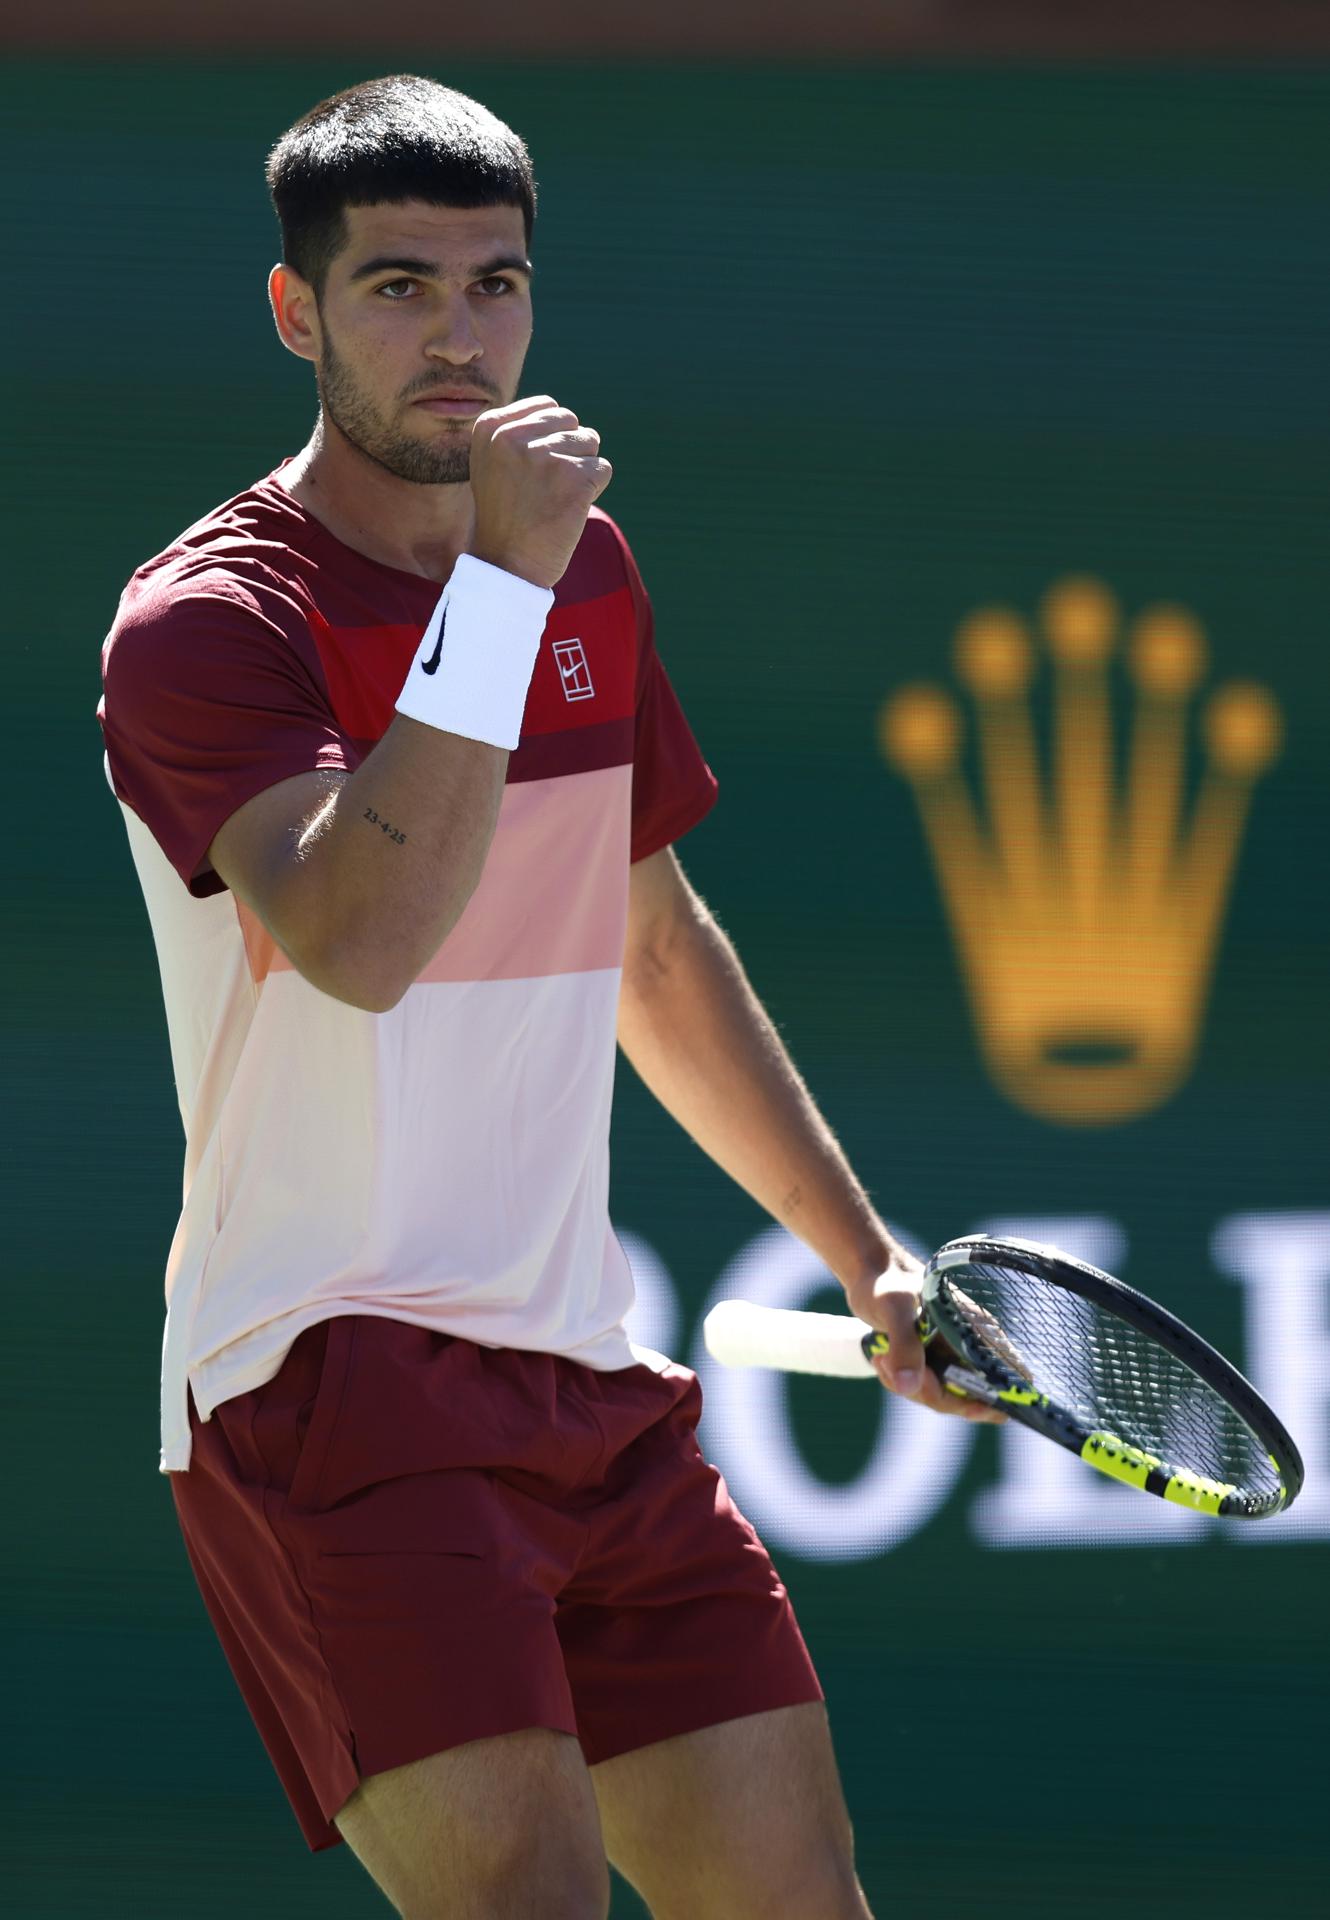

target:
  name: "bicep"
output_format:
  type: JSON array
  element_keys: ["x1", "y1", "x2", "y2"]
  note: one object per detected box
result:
[
  {"x1": 208, "y1": 768, "x2": 346, "y2": 922},
  {"x1": 101, "y1": 574, "x2": 348, "y2": 894}
]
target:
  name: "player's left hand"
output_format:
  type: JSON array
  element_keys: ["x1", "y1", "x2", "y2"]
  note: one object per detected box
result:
[{"x1": 843, "y1": 1258, "x2": 1007, "y2": 1424}]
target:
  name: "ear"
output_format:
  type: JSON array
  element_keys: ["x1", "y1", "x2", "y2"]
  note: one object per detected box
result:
[{"x1": 269, "y1": 263, "x2": 322, "y2": 364}]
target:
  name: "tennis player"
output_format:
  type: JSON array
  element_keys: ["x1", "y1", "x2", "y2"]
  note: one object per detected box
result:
[{"x1": 98, "y1": 75, "x2": 1001, "y2": 1920}]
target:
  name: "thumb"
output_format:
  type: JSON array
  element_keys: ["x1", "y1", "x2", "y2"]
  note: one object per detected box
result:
[{"x1": 857, "y1": 1281, "x2": 929, "y2": 1398}]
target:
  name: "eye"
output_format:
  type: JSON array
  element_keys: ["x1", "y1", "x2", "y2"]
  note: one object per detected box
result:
[
  {"x1": 474, "y1": 276, "x2": 516, "y2": 297},
  {"x1": 375, "y1": 279, "x2": 420, "y2": 300}
]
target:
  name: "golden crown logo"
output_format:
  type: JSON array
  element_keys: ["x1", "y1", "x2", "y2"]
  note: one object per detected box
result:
[{"x1": 879, "y1": 579, "x2": 1281, "y2": 1125}]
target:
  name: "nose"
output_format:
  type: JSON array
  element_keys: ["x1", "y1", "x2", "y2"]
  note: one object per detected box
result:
[{"x1": 425, "y1": 290, "x2": 483, "y2": 365}]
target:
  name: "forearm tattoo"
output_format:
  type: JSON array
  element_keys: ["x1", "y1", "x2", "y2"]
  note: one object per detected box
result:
[{"x1": 361, "y1": 806, "x2": 407, "y2": 846}]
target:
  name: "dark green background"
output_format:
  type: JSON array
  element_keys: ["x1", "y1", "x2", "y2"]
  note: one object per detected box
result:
[{"x1": 5, "y1": 58, "x2": 1327, "y2": 1916}]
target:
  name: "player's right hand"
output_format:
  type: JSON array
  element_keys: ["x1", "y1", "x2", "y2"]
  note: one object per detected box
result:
[
  {"x1": 845, "y1": 1269, "x2": 1007, "y2": 1424},
  {"x1": 468, "y1": 395, "x2": 612, "y2": 590}
]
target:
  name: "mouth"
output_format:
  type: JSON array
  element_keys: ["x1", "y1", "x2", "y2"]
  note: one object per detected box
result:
[{"x1": 411, "y1": 393, "x2": 490, "y2": 417}]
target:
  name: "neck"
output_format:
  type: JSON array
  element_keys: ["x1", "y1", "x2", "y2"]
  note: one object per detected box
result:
[{"x1": 279, "y1": 414, "x2": 476, "y2": 584}]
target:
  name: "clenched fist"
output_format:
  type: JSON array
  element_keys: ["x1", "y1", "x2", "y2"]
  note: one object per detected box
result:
[{"x1": 468, "y1": 395, "x2": 612, "y2": 590}]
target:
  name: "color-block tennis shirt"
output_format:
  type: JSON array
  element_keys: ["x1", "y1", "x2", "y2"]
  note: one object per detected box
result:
[{"x1": 98, "y1": 469, "x2": 718, "y2": 1474}]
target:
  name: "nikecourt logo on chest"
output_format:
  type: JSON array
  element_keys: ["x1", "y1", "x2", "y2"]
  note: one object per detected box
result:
[{"x1": 553, "y1": 638, "x2": 594, "y2": 702}]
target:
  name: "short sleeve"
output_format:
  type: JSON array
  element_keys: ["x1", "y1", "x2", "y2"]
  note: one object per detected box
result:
[
  {"x1": 98, "y1": 565, "x2": 348, "y2": 897},
  {"x1": 613, "y1": 532, "x2": 718, "y2": 864}
]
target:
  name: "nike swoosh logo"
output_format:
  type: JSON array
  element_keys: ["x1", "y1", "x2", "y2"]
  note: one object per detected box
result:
[{"x1": 420, "y1": 603, "x2": 447, "y2": 675}]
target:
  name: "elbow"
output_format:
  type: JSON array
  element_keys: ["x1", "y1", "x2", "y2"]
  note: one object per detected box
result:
[
  {"x1": 334, "y1": 976, "x2": 408, "y2": 1016},
  {"x1": 274, "y1": 876, "x2": 484, "y2": 1013},
  {"x1": 621, "y1": 908, "x2": 693, "y2": 1006},
  {"x1": 288, "y1": 932, "x2": 416, "y2": 1015},
  {"x1": 620, "y1": 940, "x2": 671, "y2": 1011}
]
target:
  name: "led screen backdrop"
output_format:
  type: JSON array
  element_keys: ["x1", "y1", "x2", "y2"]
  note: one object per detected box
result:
[{"x1": 5, "y1": 58, "x2": 1327, "y2": 1917}]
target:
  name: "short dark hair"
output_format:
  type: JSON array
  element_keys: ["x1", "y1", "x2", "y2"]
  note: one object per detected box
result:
[{"x1": 266, "y1": 74, "x2": 536, "y2": 297}]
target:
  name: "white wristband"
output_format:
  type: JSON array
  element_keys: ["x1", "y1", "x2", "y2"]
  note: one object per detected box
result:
[{"x1": 394, "y1": 554, "x2": 554, "y2": 749}]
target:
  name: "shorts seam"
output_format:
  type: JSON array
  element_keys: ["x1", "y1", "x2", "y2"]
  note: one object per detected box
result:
[
  {"x1": 246, "y1": 1389, "x2": 363, "y2": 1807},
  {"x1": 298, "y1": 1316, "x2": 358, "y2": 1509}
]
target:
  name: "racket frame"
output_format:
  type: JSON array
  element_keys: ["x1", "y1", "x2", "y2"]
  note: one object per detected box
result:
[{"x1": 863, "y1": 1235, "x2": 1302, "y2": 1519}]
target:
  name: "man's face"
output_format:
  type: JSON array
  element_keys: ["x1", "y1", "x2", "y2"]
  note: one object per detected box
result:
[{"x1": 312, "y1": 200, "x2": 533, "y2": 485}]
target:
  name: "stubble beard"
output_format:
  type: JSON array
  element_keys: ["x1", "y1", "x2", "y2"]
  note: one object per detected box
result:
[{"x1": 318, "y1": 328, "x2": 475, "y2": 486}]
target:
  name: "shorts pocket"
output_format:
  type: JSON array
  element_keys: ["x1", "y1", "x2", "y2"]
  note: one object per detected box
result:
[
  {"x1": 314, "y1": 1469, "x2": 495, "y2": 1559},
  {"x1": 287, "y1": 1316, "x2": 359, "y2": 1511}
]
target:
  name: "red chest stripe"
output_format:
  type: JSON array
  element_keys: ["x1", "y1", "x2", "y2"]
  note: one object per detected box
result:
[
  {"x1": 525, "y1": 587, "x2": 635, "y2": 736},
  {"x1": 309, "y1": 585, "x2": 636, "y2": 749},
  {"x1": 308, "y1": 611, "x2": 419, "y2": 743}
]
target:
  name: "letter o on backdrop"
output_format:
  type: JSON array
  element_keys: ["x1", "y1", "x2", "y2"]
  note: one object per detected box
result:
[{"x1": 691, "y1": 1224, "x2": 973, "y2": 1562}]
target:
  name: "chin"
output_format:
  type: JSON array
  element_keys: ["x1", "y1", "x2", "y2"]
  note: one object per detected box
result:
[{"x1": 419, "y1": 456, "x2": 472, "y2": 487}]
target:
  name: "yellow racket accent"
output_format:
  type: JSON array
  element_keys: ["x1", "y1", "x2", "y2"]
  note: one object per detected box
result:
[
  {"x1": 1081, "y1": 1431, "x2": 1239, "y2": 1513},
  {"x1": 1082, "y1": 1432, "x2": 1163, "y2": 1490},
  {"x1": 1161, "y1": 1469, "x2": 1241, "y2": 1514},
  {"x1": 862, "y1": 1314, "x2": 937, "y2": 1363},
  {"x1": 996, "y1": 1382, "x2": 1045, "y2": 1408}
]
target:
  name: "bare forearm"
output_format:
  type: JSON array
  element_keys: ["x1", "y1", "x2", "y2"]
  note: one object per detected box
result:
[
  {"x1": 211, "y1": 395, "x2": 615, "y2": 1015},
  {"x1": 617, "y1": 902, "x2": 897, "y2": 1290},
  {"x1": 229, "y1": 716, "x2": 508, "y2": 1010}
]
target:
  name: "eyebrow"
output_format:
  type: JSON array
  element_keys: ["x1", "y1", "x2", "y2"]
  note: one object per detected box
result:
[{"x1": 347, "y1": 253, "x2": 533, "y2": 285}]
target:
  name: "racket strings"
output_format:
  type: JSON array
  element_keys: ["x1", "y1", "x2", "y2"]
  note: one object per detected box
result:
[{"x1": 943, "y1": 1262, "x2": 1279, "y2": 1498}]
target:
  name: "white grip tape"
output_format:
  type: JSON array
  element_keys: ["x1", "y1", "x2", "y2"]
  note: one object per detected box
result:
[
  {"x1": 702, "y1": 1300, "x2": 877, "y2": 1379},
  {"x1": 394, "y1": 553, "x2": 554, "y2": 749}
]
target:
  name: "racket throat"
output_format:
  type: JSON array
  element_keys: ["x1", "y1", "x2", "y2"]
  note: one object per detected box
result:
[{"x1": 940, "y1": 1364, "x2": 1001, "y2": 1405}]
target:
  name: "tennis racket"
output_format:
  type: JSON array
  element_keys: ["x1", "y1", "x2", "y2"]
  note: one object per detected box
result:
[{"x1": 703, "y1": 1234, "x2": 1303, "y2": 1519}]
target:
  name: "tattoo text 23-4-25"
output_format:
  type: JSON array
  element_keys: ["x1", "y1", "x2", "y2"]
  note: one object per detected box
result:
[{"x1": 362, "y1": 806, "x2": 407, "y2": 846}]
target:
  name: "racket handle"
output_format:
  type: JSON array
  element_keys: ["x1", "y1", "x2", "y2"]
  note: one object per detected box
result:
[{"x1": 703, "y1": 1300, "x2": 878, "y2": 1378}]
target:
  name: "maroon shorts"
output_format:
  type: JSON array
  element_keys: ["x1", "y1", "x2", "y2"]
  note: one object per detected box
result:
[{"x1": 171, "y1": 1314, "x2": 823, "y2": 1851}]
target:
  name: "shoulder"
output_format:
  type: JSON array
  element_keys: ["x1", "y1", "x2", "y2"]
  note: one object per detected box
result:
[
  {"x1": 555, "y1": 506, "x2": 644, "y2": 608},
  {"x1": 104, "y1": 481, "x2": 318, "y2": 681},
  {"x1": 113, "y1": 476, "x2": 318, "y2": 622},
  {"x1": 102, "y1": 563, "x2": 309, "y2": 712}
]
